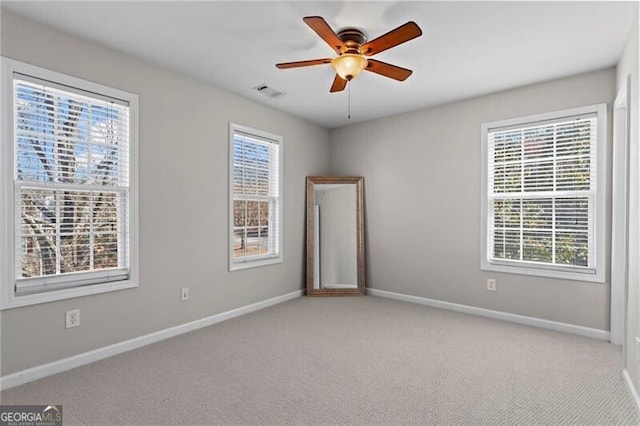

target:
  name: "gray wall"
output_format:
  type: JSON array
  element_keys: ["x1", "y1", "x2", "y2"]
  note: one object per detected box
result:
[
  {"x1": 316, "y1": 186, "x2": 358, "y2": 287},
  {"x1": 330, "y1": 68, "x2": 616, "y2": 331},
  {"x1": 0, "y1": 11, "x2": 331, "y2": 375},
  {"x1": 617, "y1": 11, "x2": 640, "y2": 395}
]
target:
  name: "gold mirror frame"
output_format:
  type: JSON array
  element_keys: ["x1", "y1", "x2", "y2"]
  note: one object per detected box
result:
[{"x1": 306, "y1": 176, "x2": 365, "y2": 296}]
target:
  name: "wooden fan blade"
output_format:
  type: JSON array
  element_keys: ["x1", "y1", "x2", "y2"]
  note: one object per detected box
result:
[
  {"x1": 330, "y1": 74, "x2": 347, "y2": 93},
  {"x1": 361, "y1": 21, "x2": 422, "y2": 56},
  {"x1": 365, "y1": 59, "x2": 413, "y2": 81},
  {"x1": 276, "y1": 59, "x2": 332, "y2": 69},
  {"x1": 303, "y1": 16, "x2": 345, "y2": 54}
]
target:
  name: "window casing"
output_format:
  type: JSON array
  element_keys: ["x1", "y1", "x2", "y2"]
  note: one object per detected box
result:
[
  {"x1": 1, "y1": 58, "x2": 139, "y2": 308},
  {"x1": 229, "y1": 123, "x2": 283, "y2": 271},
  {"x1": 481, "y1": 104, "x2": 606, "y2": 282}
]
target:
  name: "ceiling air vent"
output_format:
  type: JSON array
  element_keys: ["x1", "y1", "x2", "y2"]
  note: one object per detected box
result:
[{"x1": 253, "y1": 84, "x2": 286, "y2": 99}]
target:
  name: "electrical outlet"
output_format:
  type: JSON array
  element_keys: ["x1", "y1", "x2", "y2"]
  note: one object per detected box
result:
[
  {"x1": 65, "y1": 309, "x2": 80, "y2": 328},
  {"x1": 181, "y1": 288, "x2": 189, "y2": 302},
  {"x1": 487, "y1": 279, "x2": 496, "y2": 291}
]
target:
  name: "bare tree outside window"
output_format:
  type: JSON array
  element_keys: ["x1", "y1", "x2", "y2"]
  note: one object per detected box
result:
[{"x1": 15, "y1": 80, "x2": 129, "y2": 282}]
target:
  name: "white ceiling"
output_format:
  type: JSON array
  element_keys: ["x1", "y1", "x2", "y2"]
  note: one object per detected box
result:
[{"x1": 2, "y1": 1, "x2": 637, "y2": 129}]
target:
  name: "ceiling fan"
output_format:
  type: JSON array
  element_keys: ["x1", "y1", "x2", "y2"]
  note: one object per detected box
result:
[{"x1": 276, "y1": 16, "x2": 423, "y2": 93}]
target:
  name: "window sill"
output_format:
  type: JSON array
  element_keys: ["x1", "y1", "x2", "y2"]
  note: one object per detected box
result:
[
  {"x1": 481, "y1": 260, "x2": 604, "y2": 283},
  {"x1": 229, "y1": 256, "x2": 283, "y2": 272},
  {"x1": 1, "y1": 279, "x2": 138, "y2": 310}
]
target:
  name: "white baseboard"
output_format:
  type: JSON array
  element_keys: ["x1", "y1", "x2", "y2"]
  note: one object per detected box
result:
[
  {"x1": 0, "y1": 289, "x2": 303, "y2": 391},
  {"x1": 623, "y1": 369, "x2": 640, "y2": 417},
  {"x1": 367, "y1": 288, "x2": 610, "y2": 341}
]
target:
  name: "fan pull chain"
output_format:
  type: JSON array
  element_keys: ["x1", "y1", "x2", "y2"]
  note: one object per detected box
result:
[{"x1": 348, "y1": 83, "x2": 351, "y2": 120}]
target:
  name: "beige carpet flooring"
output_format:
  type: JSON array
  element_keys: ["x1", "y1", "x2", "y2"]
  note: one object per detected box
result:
[{"x1": 1, "y1": 295, "x2": 638, "y2": 425}]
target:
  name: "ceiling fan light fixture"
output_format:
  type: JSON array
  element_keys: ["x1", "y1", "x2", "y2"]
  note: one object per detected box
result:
[{"x1": 331, "y1": 54, "x2": 368, "y2": 81}]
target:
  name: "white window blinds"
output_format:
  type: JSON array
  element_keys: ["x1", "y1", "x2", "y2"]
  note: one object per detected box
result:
[
  {"x1": 230, "y1": 125, "x2": 282, "y2": 269},
  {"x1": 487, "y1": 113, "x2": 597, "y2": 272},
  {"x1": 14, "y1": 75, "x2": 131, "y2": 294}
]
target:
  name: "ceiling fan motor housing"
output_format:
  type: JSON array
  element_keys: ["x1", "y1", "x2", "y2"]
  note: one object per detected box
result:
[{"x1": 337, "y1": 28, "x2": 368, "y2": 54}]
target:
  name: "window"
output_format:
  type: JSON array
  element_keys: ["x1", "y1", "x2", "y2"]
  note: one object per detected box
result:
[
  {"x1": 481, "y1": 104, "x2": 606, "y2": 282},
  {"x1": 229, "y1": 123, "x2": 282, "y2": 270},
  {"x1": 1, "y1": 58, "x2": 138, "y2": 308}
]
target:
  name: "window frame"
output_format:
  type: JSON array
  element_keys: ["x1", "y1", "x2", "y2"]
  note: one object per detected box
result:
[
  {"x1": 228, "y1": 122, "x2": 283, "y2": 271},
  {"x1": 480, "y1": 104, "x2": 607, "y2": 283},
  {"x1": 1, "y1": 57, "x2": 139, "y2": 309}
]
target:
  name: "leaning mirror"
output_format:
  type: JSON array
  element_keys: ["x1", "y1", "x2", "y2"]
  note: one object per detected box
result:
[{"x1": 306, "y1": 176, "x2": 365, "y2": 296}]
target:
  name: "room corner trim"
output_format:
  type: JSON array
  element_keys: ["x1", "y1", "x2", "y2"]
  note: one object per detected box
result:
[
  {"x1": 367, "y1": 288, "x2": 610, "y2": 341},
  {"x1": 623, "y1": 369, "x2": 640, "y2": 417},
  {"x1": 0, "y1": 289, "x2": 304, "y2": 391}
]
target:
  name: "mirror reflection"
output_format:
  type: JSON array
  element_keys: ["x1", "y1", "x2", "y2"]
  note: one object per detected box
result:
[
  {"x1": 314, "y1": 184, "x2": 358, "y2": 289},
  {"x1": 306, "y1": 176, "x2": 364, "y2": 296}
]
